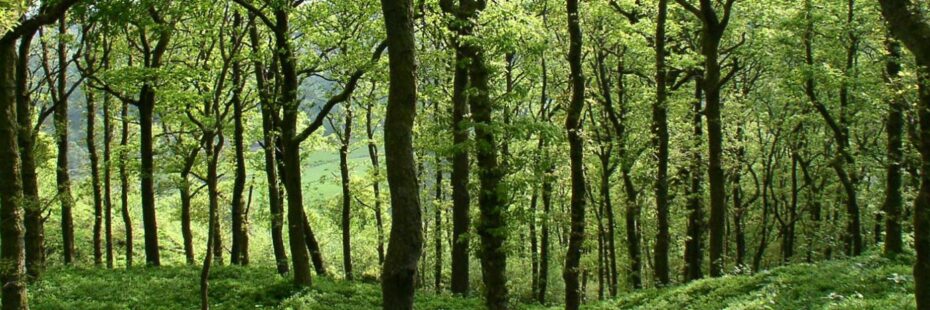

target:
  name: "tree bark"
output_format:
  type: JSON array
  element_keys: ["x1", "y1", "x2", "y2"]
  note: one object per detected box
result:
[
  {"x1": 876, "y1": 1, "x2": 930, "y2": 307},
  {"x1": 883, "y1": 32, "x2": 904, "y2": 257},
  {"x1": 88, "y1": 87, "x2": 104, "y2": 266},
  {"x1": 537, "y1": 57, "x2": 552, "y2": 305},
  {"x1": 54, "y1": 16, "x2": 75, "y2": 265},
  {"x1": 433, "y1": 154, "x2": 443, "y2": 292},
  {"x1": 564, "y1": 0, "x2": 587, "y2": 307},
  {"x1": 119, "y1": 100, "x2": 133, "y2": 268},
  {"x1": 455, "y1": 0, "x2": 510, "y2": 306},
  {"x1": 364, "y1": 102, "x2": 386, "y2": 266},
  {"x1": 339, "y1": 107, "x2": 353, "y2": 280},
  {"x1": 180, "y1": 146, "x2": 199, "y2": 265},
  {"x1": 231, "y1": 55, "x2": 248, "y2": 266},
  {"x1": 379, "y1": 0, "x2": 423, "y2": 307},
  {"x1": 653, "y1": 0, "x2": 671, "y2": 286},
  {"x1": 248, "y1": 17, "x2": 289, "y2": 274},
  {"x1": 0, "y1": 37, "x2": 29, "y2": 310},
  {"x1": 102, "y1": 74, "x2": 114, "y2": 270},
  {"x1": 684, "y1": 79, "x2": 705, "y2": 281},
  {"x1": 16, "y1": 29, "x2": 45, "y2": 278},
  {"x1": 448, "y1": 18, "x2": 471, "y2": 297}
]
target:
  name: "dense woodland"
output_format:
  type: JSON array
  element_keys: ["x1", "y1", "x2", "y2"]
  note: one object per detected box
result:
[{"x1": 1, "y1": 0, "x2": 930, "y2": 309}]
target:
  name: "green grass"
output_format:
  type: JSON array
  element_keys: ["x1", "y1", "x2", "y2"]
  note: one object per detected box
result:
[
  {"x1": 586, "y1": 252, "x2": 916, "y2": 310},
  {"x1": 31, "y1": 265, "x2": 296, "y2": 309},
  {"x1": 27, "y1": 251, "x2": 917, "y2": 309}
]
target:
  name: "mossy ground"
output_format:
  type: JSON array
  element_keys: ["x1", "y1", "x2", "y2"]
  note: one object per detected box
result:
[{"x1": 29, "y1": 251, "x2": 916, "y2": 309}]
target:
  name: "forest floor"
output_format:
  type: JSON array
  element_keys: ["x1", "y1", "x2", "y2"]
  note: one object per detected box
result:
[{"x1": 30, "y1": 251, "x2": 916, "y2": 309}]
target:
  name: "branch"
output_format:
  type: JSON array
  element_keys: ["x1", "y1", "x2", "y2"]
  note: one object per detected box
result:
[
  {"x1": 231, "y1": 0, "x2": 275, "y2": 29},
  {"x1": 0, "y1": 0, "x2": 81, "y2": 44},
  {"x1": 294, "y1": 40, "x2": 387, "y2": 143},
  {"x1": 674, "y1": 0, "x2": 702, "y2": 18}
]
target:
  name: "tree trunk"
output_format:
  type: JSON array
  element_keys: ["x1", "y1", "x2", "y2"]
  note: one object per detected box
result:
[
  {"x1": 0, "y1": 38, "x2": 29, "y2": 310},
  {"x1": 564, "y1": 0, "x2": 587, "y2": 307},
  {"x1": 55, "y1": 16, "x2": 75, "y2": 265},
  {"x1": 339, "y1": 107, "x2": 353, "y2": 280},
  {"x1": 248, "y1": 17, "x2": 288, "y2": 275},
  {"x1": 138, "y1": 87, "x2": 160, "y2": 266},
  {"x1": 365, "y1": 102, "x2": 386, "y2": 266},
  {"x1": 653, "y1": 0, "x2": 671, "y2": 286},
  {"x1": 88, "y1": 88, "x2": 104, "y2": 266},
  {"x1": 16, "y1": 30, "x2": 45, "y2": 277},
  {"x1": 882, "y1": 33, "x2": 904, "y2": 257},
  {"x1": 876, "y1": 1, "x2": 930, "y2": 306},
  {"x1": 119, "y1": 100, "x2": 133, "y2": 268},
  {"x1": 274, "y1": 6, "x2": 313, "y2": 286},
  {"x1": 684, "y1": 80, "x2": 705, "y2": 281},
  {"x1": 102, "y1": 80, "x2": 114, "y2": 270},
  {"x1": 537, "y1": 57, "x2": 552, "y2": 305},
  {"x1": 467, "y1": 32, "x2": 509, "y2": 310},
  {"x1": 379, "y1": 0, "x2": 423, "y2": 307},
  {"x1": 200, "y1": 142, "x2": 221, "y2": 310},
  {"x1": 448, "y1": 26, "x2": 471, "y2": 297},
  {"x1": 433, "y1": 155, "x2": 443, "y2": 292},
  {"x1": 231, "y1": 56, "x2": 248, "y2": 266},
  {"x1": 180, "y1": 146, "x2": 199, "y2": 265},
  {"x1": 180, "y1": 174, "x2": 195, "y2": 265}
]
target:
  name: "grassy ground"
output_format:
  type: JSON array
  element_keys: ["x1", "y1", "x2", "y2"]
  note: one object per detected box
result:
[{"x1": 28, "y1": 251, "x2": 916, "y2": 309}]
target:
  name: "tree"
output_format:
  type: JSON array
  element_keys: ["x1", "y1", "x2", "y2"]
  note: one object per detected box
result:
[
  {"x1": 877, "y1": 0, "x2": 930, "y2": 308},
  {"x1": 882, "y1": 31, "x2": 904, "y2": 257},
  {"x1": 379, "y1": 0, "x2": 423, "y2": 307},
  {"x1": 52, "y1": 15, "x2": 76, "y2": 265},
  {"x1": 675, "y1": 0, "x2": 738, "y2": 277},
  {"x1": 563, "y1": 0, "x2": 587, "y2": 308},
  {"x1": 653, "y1": 0, "x2": 672, "y2": 287},
  {"x1": 437, "y1": 0, "x2": 472, "y2": 296},
  {"x1": 1, "y1": 0, "x2": 79, "y2": 307}
]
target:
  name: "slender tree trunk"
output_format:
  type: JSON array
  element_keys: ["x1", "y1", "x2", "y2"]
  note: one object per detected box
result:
[
  {"x1": 564, "y1": 0, "x2": 587, "y2": 307},
  {"x1": 529, "y1": 188, "x2": 539, "y2": 296},
  {"x1": 538, "y1": 162, "x2": 553, "y2": 304},
  {"x1": 537, "y1": 57, "x2": 552, "y2": 305},
  {"x1": 88, "y1": 88, "x2": 104, "y2": 266},
  {"x1": 231, "y1": 56, "x2": 247, "y2": 266},
  {"x1": 180, "y1": 146, "x2": 199, "y2": 265},
  {"x1": 883, "y1": 33, "x2": 904, "y2": 257},
  {"x1": 180, "y1": 173, "x2": 195, "y2": 265},
  {"x1": 449, "y1": 1, "x2": 509, "y2": 306},
  {"x1": 120, "y1": 100, "x2": 133, "y2": 267},
  {"x1": 200, "y1": 142, "x2": 221, "y2": 310},
  {"x1": 684, "y1": 80, "x2": 705, "y2": 281},
  {"x1": 365, "y1": 102, "x2": 386, "y2": 265},
  {"x1": 379, "y1": 0, "x2": 423, "y2": 307},
  {"x1": 102, "y1": 82, "x2": 114, "y2": 270},
  {"x1": 653, "y1": 0, "x2": 671, "y2": 286},
  {"x1": 138, "y1": 87, "x2": 160, "y2": 266},
  {"x1": 275, "y1": 6, "x2": 313, "y2": 285},
  {"x1": 0, "y1": 38, "x2": 29, "y2": 310},
  {"x1": 248, "y1": 17, "x2": 288, "y2": 274},
  {"x1": 433, "y1": 155, "x2": 443, "y2": 292},
  {"x1": 16, "y1": 30, "x2": 45, "y2": 277},
  {"x1": 468, "y1": 34, "x2": 509, "y2": 310},
  {"x1": 449, "y1": 29, "x2": 471, "y2": 297},
  {"x1": 732, "y1": 127, "x2": 747, "y2": 268},
  {"x1": 703, "y1": 28, "x2": 727, "y2": 280},
  {"x1": 55, "y1": 16, "x2": 75, "y2": 265},
  {"x1": 339, "y1": 107, "x2": 353, "y2": 280}
]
